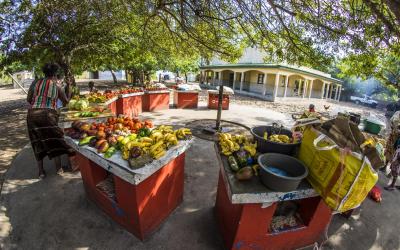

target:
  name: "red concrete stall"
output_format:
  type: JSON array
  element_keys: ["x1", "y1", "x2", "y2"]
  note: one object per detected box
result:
[
  {"x1": 65, "y1": 137, "x2": 192, "y2": 240},
  {"x1": 116, "y1": 92, "x2": 144, "y2": 117},
  {"x1": 142, "y1": 90, "x2": 170, "y2": 112},
  {"x1": 106, "y1": 97, "x2": 118, "y2": 115},
  {"x1": 173, "y1": 90, "x2": 199, "y2": 109},
  {"x1": 214, "y1": 146, "x2": 332, "y2": 250},
  {"x1": 208, "y1": 91, "x2": 230, "y2": 110}
]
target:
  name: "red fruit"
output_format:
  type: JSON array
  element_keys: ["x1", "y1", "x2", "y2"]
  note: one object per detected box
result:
[{"x1": 96, "y1": 131, "x2": 106, "y2": 140}]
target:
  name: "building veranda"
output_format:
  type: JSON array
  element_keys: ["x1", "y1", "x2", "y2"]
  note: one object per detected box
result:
[{"x1": 200, "y1": 63, "x2": 343, "y2": 102}]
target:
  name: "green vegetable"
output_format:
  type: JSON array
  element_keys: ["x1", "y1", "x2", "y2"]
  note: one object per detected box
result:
[
  {"x1": 79, "y1": 136, "x2": 95, "y2": 146},
  {"x1": 228, "y1": 156, "x2": 240, "y2": 172},
  {"x1": 104, "y1": 147, "x2": 116, "y2": 158},
  {"x1": 138, "y1": 127, "x2": 151, "y2": 137}
]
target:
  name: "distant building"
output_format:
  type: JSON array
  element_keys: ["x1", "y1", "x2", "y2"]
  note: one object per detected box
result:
[{"x1": 199, "y1": 48, "x2": 343, "y2": 102}]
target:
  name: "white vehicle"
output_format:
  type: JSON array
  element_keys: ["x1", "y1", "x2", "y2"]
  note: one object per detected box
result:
[{"x1": 350, "y1": 95, "x2": 378, "y2": 108}]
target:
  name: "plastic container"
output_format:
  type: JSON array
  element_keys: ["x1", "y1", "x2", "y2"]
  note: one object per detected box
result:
[
  {"x1": 250, "y1": 125, "x2": 301, "y2": 155},
  {"x1": 258, "y1": 153, "x2": 308, "y2": 192},
  {"x1": 363, "y1": 118, "x2": 383, "y2": 135}
]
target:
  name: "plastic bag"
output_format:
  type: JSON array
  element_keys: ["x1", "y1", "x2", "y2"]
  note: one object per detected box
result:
[{"x1": 298, "y1": 127, "x2": 378, "y2": 212}]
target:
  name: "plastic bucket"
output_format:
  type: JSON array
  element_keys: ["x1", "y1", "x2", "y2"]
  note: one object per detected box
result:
[
  {"x1": 258, "y1": 153, "x2": 308, "y2": 192},
  {"x1": 250, "y1": 125, "x2": 301, "y2": 155}
]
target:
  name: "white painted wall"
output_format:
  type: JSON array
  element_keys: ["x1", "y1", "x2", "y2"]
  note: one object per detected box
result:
[{"x1": 210, "y1": 47, "x2": 267, "y2": 65}]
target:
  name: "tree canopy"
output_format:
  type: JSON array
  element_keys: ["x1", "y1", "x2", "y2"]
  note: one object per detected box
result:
[{"x1": 1, "y1": 0, "x2": 400, "y2": 86}]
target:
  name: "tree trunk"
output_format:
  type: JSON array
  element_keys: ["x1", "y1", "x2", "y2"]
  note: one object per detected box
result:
[
  {"x1": 185, "y1": 73, "x2": 188, "y2": 83},
  {"x1": 108, "y1": 68, "x2": 117, "y2": 84}
]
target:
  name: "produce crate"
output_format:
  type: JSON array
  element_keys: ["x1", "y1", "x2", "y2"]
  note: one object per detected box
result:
[
  {"x1": 116, "y1": 93, "x2": 144, "y2": 117},
  {"x1": 75, "y1": 151, "x2": 185, "y2": 240},
  {"x1": 142, "y1": 90, "x2": 170, "y2": 112},
  {"x1": 208, "y1": 93, "x2": 230, "y2": 110},
  {"x1": 173, "y1": 91, "x2": 199, "y2": 109}
]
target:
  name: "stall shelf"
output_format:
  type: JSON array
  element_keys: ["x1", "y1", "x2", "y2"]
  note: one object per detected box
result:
[
  {"x1": 65, "y1": 137, "x2": 192, "y2": 240},
  {"x1": 173, "y1": 90, "x2": 199, "y2": 109},
  {"x1": 142, "y1": 90, "x2": 170, "y2": 112},
  {"x1": 214, "y1": 144, "x2": 332, "y2": 250}
]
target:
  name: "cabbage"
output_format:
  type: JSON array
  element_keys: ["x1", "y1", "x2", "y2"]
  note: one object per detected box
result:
[
  {"x1": 68, "y1": 99, "x2": 77, "y2": 110},
  {"x1": 74, "y1": 100, "x2": 89, "y2": 111}
]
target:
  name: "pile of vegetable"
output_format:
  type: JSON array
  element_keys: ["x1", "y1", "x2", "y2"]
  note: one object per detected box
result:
[
  {"x1": 218, "y1": 133, "x2": 259, "y2": 181},
  {"x1": 68, "y1": 99, "x2": 89, "y2": 111},
  {"x1": 65, "y1": 117, "x2": 192, "y2": 168},
  {"x1": 263, "y1": 132, "x2": 298, "y2": 144}
]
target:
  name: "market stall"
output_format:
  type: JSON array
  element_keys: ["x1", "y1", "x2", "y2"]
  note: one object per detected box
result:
[
  {"x1": 64, "y1": 118, "x2": 193, "y2": 240},
  {"x1": 116, "y1": 92, "x2": 144, "y2": 117},
  {"x1": 208, "y1": 89, "x2": 231, "y2": 110},
  {"x1": 142, "y1": 89, "x2": 170, "y2": 112},
  {"x1": 214, "y1": 140, "x2": 332, "y2": 250},
  {"x1": 173, "y1": 90, "x2": 199, "y2": 109}
]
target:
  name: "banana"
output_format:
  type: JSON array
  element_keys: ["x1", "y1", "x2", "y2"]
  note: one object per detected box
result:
[
  {"x1": 153, "y1": 149, "x2": 166, "y2": 159},
  {"x1": 122, "y1": 149, "x2": 130, "y2": 160},
  {"x1": 140, "y1": 137, "x2": 153, "y2": 143},
  {"x1": 150, "y1": 140, "x2": 164, "y2": 153}
]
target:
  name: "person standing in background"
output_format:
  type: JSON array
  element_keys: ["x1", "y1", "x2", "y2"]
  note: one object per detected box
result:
[{"x1": 26, "y1": 63, "x2": 75, "y2": 178}]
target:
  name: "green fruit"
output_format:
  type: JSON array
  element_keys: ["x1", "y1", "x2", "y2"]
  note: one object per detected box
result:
[
  {"x1": 104, "y1": 147, "x2": 116, "y2": 158},
  {"x1": 228, "y1": 156, "x2": 239, "y2": 172},
  {"x1": 79, "y1": 136, "x2": 95, "y2": 146}
]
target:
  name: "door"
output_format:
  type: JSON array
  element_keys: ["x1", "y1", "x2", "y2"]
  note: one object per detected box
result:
[{"x1": 228, "y1": 73, "x2": 234, "y2": 87}]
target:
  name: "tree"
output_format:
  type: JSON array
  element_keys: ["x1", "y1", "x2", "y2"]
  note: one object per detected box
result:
[{"x1": 0, "y1": 0, "x2": 132, "y2": 83}]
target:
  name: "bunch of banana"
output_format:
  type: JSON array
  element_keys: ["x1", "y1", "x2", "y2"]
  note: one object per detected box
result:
[
  {"x1": 150, "y1": 131, "x2": 164, "y2": 142},
  {"x1": 269, "y1": 134, "x2": 290, "y2": 143},
  {"x1": 219, "y1": 133, "x2": 240, "y2": 156},
  {"x1": 243, "y1": 141, "x2": 257, "y2": 156},
  {"x1": 175, "y1": 128, "x2": 192, "y2": 140},
  {"x1": 154, "y1": 125, "x2": 174, "y2": 134},
  {"x1": 164, "y1": 133, "x2": 178, "y2": 147},
  {"x1": 149, "y1": 140, "x2": 166, "y2": 159}
]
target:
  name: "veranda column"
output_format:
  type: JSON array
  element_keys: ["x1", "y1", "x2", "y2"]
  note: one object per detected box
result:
[
  {"x1": 283, "y1": 75, "x2": 289, "y2": 98},
  {"x1": 337, "y1": 85, "x2": 342, "y2": 101},
  {"x1": 273, "y1": 73, "x2": 280, "y2": 100},
  {"x1": 262, "y1": 73, "x2": 268, "y2": 95},
  {"x1": 334, "y1": 84, "x2": 339, "y2": 101},
  {"x1": 302, "y1": 80, "x2": 308, "y2": 98},
  {"x1": 232, "y1": 72, "x2": 237, "y2": 91},
  {"x1": 308, "y1": 80, "x2": 314, "y2": 99},
  {"x1": 212, "y1": 72, "x2": 216, "y2": 86},
  {"x1": 321, "y1": 82, "x2": 326, "y2": 99},
  {"x1": 240, "y1": 72, "x2": 244, "y2": 91}
]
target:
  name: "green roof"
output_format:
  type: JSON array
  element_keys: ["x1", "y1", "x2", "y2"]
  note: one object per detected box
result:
[{"x1": 200, "y1": 63, "x2": 342, "y2": 84}]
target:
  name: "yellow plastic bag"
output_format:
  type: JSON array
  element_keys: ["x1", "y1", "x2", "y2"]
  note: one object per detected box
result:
[{"x1": 298, "y1": 127, "x2": 378, "y2": 212}]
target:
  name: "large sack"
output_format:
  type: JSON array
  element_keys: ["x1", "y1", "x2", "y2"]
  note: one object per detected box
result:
[{"x1": 298, "y1": 127, "x2": 378, "y2": 212}]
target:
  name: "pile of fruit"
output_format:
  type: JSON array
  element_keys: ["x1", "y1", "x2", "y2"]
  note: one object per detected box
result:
[
  {"x1": 218, "y1": 133, "x2": 259, "y2": 181},
  {"x1": 118, "y1": 87, "x2": 143, "y2": 95},
  {"x1": 263, "y1": 132, "x2": 297, "y2": 144},
  {"x1": 65, "y1": 117, "x2": 192, "y2": 168},
  {"x1": 87, "y1": 92, "x2": 117, "y2": 103},
  {"x1": 144, "y1": 85, "x2": 169, "y2": 92}
]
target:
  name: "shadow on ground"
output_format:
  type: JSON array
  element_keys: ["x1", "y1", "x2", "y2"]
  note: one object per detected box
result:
[{"x1": 0, "y1": 138, "x2": 224, "y2": 250}]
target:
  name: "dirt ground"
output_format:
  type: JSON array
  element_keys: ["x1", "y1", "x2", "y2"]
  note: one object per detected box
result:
[{"x1": 0, "y1": 86, "x2": 29, "y2": 189}]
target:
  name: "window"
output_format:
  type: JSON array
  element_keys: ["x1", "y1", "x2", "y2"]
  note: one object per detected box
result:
[
  {"x1": 215, "y1": 72, "x2": 219, "y2": 79},
  {"x1": 257, "y1": 74, "x2": 264, "y2": 84}
]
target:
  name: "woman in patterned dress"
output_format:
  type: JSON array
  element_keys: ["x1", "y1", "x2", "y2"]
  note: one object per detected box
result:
[{"x1": 26, "y1": 63, "x2": 74, "y2": 178}]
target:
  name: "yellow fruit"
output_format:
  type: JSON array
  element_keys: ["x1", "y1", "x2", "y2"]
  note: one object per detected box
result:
[{"x1": 153, "y1": 150, "x2": 166, "y2": 159}]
